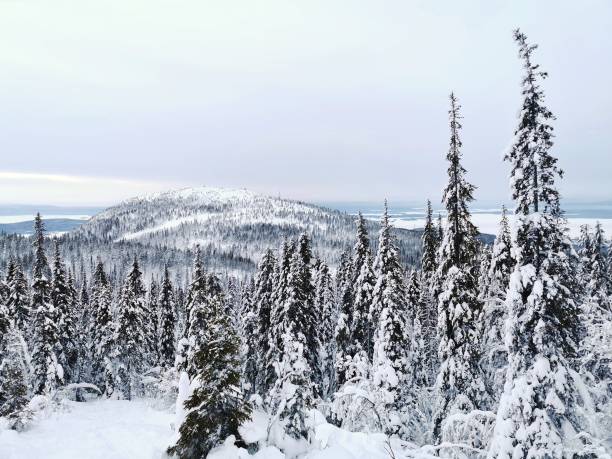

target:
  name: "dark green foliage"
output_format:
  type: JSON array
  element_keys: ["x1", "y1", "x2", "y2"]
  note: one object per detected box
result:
[
  {"x1": 158, "y1": 266, "x2": 176, "y2": 368},
  {"x1": 421, "y1": 200, "x2": 438, "y2": 275},
  {"x1": 167, "y1": 282, "x2": 251, "y2": 459}
]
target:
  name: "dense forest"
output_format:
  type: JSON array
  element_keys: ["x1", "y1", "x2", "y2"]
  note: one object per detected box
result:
[{"x1": 1, "y1": 30, "x2": 611, "y2": 458}]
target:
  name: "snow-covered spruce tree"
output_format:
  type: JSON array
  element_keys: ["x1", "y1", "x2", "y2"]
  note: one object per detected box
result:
[
  {"x1": 251, "y1": 249, "x2": 276, "y2": 397},
  {"x1": 167, "y1": 282, "x2": 251, "y2": 459},
  {"x1": 70, "y1": 270, "x2": 90, "y2": 401},
  {"x1": 89, "y1": 260, "x2": 114, "y2": 395},
  {"x1": 350, "y1": 212, "x2": 376, "y2": 361},
  {"x1": 158, "y1": 266, "x2": 176, "y2": 369},
  {"x1": 224, "y1": 276, "x2": 241, "y2": 328},
  {"x1": 112, "y1": 256, "x2": 148, "y2": 400},
  {"x1": 241, "y1": 281, "x2": 259, "y2": 399},
  {"x1": 30, "y1": 213, "x2": 63, "y2": 394},
  {"x1": 481, "y1": 207, "x2": 515, "y2": 408},
  {"x1": 335, "y1": 248, "x2": 353, "y2": 306},
  {"x1": 314, "y1": 259, "x2": 337, "y2": 400},
  {"x1": 79, "y1": 275, "x2": 89, "y2": 310},
  {"x1": 488, "y1": 30, "x2": 583, "y2": 458},
  {"x1": 0, "y1": 308, "x2": 29, "y2": 429},
  {"x1": 334, "y1": 247, "x2": 354, "y2": 389},
  {"x1": 5, "y1": 259, "x2": 30, "y2": 334},
  {"x1": 184, "y1": 277, "x2": 211, "y2": 379},
  {"x1": 51, "y1": 241, "x2": 78, "y2": 384},
  {"x1": 265, "y1": 239, "x2": 295, "y2": 402},
  {"x1": 177, "y1": 245, "x2": 207, "y2": 375},
  {"x1": 417, "y1": 199, "x2": 441, "y2": 387},
  {"x1": 582, "y1": 222, "x2": 609, "y2": 307},
  {"x1": 578, "y1": 222, "x2": 612, "y2": 421},
  {"x1": 402, "y1": 269, "x2": 438, "y2": 444},
  {"x1": 578, "y1": 225, "x2": 592, "y2": 290},
  {"x1": 432, "y1": 93, "x2": 485, "y2": 443},
  {"x1": 422, "y1": 200, "x2": 439, "y2": 276},
  {"x1": 436, "y1": 213, "x2": 444, "y2": 247},
  {"x1": 370, "y1": 201, "x2": 412, "y2": 437},
  {"x1": 145, "y1": 277, "x2": 160, "y2": 366},
  {"x1": 269, "y1": 245, "x2": 318, "y2": 441},
  {"x1": 296, "y1": 233, "x2": 322, "y2": 396},
  {"x1": 407, "y1": 270, "x2": 429, "y2": 389},
  {"x1": 477, "y1": 244, "x2": 492, "y2": 300}
]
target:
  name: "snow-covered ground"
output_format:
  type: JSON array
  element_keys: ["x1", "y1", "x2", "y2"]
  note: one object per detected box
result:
[
  {"x1": 0, "y1": 399, "x2": 174, "y2": 459},
  {"x1": 0, "y1": 399, "x2": 439, "y2": 459}
]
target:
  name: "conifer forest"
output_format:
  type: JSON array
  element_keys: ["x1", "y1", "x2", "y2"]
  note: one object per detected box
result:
[{"x1": 1, "y1": 23, "x2": 611, "y2": 459}]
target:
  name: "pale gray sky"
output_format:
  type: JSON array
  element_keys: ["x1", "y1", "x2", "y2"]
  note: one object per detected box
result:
[{"x1": 1, "y1": 0, "x2": 610, "y2": 206}]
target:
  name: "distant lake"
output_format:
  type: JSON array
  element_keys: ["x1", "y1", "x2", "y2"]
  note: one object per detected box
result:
[
  {"x1": 0, "y1": 205, "x2": 105, "y2": 235},
  {"x1": 321, "y1": 201, "x2": 612, "y2": 238}
]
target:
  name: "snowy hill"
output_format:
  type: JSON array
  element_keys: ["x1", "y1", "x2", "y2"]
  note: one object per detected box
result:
[
  {"x1": 70, "y1": 186, "x2": 421, "y2": 275},
  {"x1": 0, "y1": 186, "x2": 421, "y2": 282}
]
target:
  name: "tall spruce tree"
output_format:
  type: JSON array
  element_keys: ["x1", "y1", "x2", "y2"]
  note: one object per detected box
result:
[
  {"x1": 112, "y1": 256, "x2": 148, "y2": 400},
  {"x1": 5, "y1": 259, "x2": 30, "y2": 334},
  {"x1": 30, "y1": 214, "x2": 63, "y2": 394},
  {"x1": 314, "y1": 259, "x2": 337, "y2": 399},
  {"x1": 146, "y1": 277, "x2": 160, "y2": 366},
  {"x1": 418, "y1": 199, "x2": 441, "y2": 386},
  {"x1": 90, "y1": 260, "x2": 114, "y2": 395},
  {"x1": 0, "y1": 311, "x2": 29, "y2": 425},
  {"x1": 488, "y1": 30, "x2": 582, "y2": 458},
  {"x1": 421, "y1": 200, "x2": 438, "y2": 275},
  {"x1": 167, "y1": 281, "x2": 251, "y2": 458},
  {"x1": 432, "y1": 94, "x2": 485, "y2": 442},
  {"x1": 582, "y1": 222, "x2": 609, "y2": 306},
  {"x1": 158, "y1": 266, "x2": 176, "y2": 369},
  {"x1": 351, "y1": 213, "x2": 376, "y2": 359},
  {"x1": 51, "y1": 241, "x2": 78, "y2": 384},
  {"x1": 407, "y1": 270, "x2": 430, "y2": 389},
  {"x1": 270, "y1": 247, "x2": 317, "y2": 440},
  {"x1": 178, "y1": 245, "x2": 207, "y2": 375},
  {"x1": 241, "y1": 279, "x2": 259, "y2": 398},
  {"x1": 370, "y1": 201, "x2": 411, "y2": 436},
  {"x1": 578, "y1": 223, "x2": 612, "y2": 401},
  {"x1": 266, "y1": 239, "x2": 295, "y2": 403},
  {"x1": 334, "y1": 246, "x2": 354, "y2": 389},
  {"x1": 296, "y1": 233, "x2": 321, "y2": 396},
  {"x1": 252, "y1": 249, "x2": 277, "y2": 396},
  {"x1": 481, "y1": 207, "x2": 515, "y2": 407}
]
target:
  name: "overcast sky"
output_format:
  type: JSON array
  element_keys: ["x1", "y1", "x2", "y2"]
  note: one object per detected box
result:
[{"x1": 1, "y1": 0, "x2": 610, "y2": 206}]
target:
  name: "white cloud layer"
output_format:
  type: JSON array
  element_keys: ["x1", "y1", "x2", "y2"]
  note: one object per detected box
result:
[{"x1": 0, "y1": 171, "x2": 185, "y2": 206}]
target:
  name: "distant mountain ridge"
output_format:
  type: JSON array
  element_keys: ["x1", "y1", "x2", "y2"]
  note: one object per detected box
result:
[
  {"x1": 0, "y1": 186, "x2": 422, "y2": 285},
  {"x1": 70, "y1": 186, "x2": 422, "y2": 276}
]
